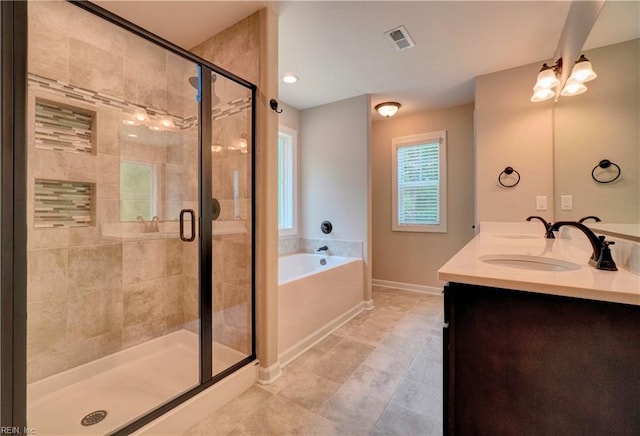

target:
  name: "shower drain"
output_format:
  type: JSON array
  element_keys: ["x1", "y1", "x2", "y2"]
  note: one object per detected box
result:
[{"x1": 80, "y1": 410, "x2": 108, "y2": 426}]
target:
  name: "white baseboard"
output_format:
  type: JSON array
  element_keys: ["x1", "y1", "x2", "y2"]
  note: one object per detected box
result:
[
  {"x1": 257, "y1": 361, "x2": 282, "y2": 385},
  {"x1": 372, "y1": 279, "x2": 443, "y2": 296},
  {"x1": 278, "y1": 301, "x2": 365, "y2": 367},
  {"x1": 363, "y1": 299, "x2": 375, "y2": 310}
]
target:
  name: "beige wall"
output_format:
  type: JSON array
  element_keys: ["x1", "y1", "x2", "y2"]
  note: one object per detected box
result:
[
  {"x1": 192, "y1": 8, "x2": 280, "y2": 372},
  {"x1": 26, "y1": 0, "x2": 201, "y2": 382},
  {"x1": 554, "y1": 39, "x2": 639, "y2": 223},
  {"x1": 475, "y1": 63, "x2": 555, "y2": 224},
  {"x1": 372, "y1": 104, "x2": 475, "y2": 289},
  {"x1": 300, "y1": 95, "x2": 373, "y2": 301}
]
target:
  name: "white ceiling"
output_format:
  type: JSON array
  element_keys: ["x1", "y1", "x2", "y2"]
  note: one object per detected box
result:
[{"x1": 95, "y1": 1, "x2": 639, "y2": 116}]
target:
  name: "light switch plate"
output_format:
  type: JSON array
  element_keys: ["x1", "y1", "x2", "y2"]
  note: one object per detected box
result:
[
  {"x1": 536, "y1": 196, "x2": 548, "y2": 210},
  {"x1": 561, "y1": 195, "x2": 573, "y2": 210}
]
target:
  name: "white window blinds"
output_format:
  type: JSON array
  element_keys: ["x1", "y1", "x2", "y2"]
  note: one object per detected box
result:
[
  {"x1": 392, "y1": 130, "x2": 447, "y2": 233},
  {"x1": 397, "y1": 142, "x2": 440, "y2": 225}
]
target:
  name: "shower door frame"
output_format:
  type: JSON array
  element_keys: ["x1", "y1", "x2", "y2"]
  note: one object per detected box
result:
[{"x1": 0, "y1": 1, "x2": 258, "y2": 434}]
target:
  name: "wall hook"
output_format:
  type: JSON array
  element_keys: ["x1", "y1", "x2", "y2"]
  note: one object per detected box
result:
[{"x1": 270, "y1": 99, "x2": 283, "y2": 114}]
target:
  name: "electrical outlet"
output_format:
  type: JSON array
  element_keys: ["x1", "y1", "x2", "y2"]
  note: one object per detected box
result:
[
  {"x1": 561, "y1": 195, "x2": 573, "y2": 210},
  {"x1": 536, "y1": 196, "x2": 548, "y2": 211}
]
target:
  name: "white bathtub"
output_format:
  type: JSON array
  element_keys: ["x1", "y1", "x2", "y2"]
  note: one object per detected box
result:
[{"x1": 278, "y1": 253, "x2": 364, "y2": 364}]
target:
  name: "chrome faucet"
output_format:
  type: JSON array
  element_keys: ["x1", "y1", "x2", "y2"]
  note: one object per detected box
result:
[
  {"x1": 549, "y1": 221, "x2": 617, "y2": 271},
  {"x1": 138, "y1": 215, "x2": 160, "y2": 233},
  {"x1": 526, "y1": 216, "x2": 555, "y2": 239},
  {"x1": 150, "y1": 216, "x2": 160, "y2": 232}
]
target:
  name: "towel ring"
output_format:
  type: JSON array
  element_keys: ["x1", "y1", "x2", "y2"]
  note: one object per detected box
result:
[
  {"x1": 498, "y1": 167, "x2": 520, "y2": 188},
  {"x1": 591, "y1": 159, "x2": 621, "y2": 184}
]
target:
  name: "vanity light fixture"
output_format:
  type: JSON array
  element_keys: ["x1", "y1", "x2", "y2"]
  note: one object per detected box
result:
[
  {"x1": 568, "y1": 54, "x2": 597, "y2": 82},
  {"x1": 375, "y1": 102, "x2": 401, "y2": 117},
  {"x1": 531, "y1": 54, "x2": 597, "y2": 102},
  {"x1": 211, "y1": 144, "x2": 223, "y2": 153}
]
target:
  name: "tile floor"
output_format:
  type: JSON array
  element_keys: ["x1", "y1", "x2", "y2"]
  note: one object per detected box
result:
[{"x1": 184, "y1": 286, "x2": 444, "y2": 435}]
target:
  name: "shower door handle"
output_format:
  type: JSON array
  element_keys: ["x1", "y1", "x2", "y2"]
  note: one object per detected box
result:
[{"x1": 179, "y1": 209, "x2": 196, "y2": 242}]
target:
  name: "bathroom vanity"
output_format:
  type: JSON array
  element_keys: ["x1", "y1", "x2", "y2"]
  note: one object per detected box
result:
[{"x1": 439, "y1": 224, "x2": 640, "y2": 435}]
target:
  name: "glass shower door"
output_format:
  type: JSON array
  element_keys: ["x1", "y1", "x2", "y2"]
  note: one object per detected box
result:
[
  {"x1": 25, "y1": 2, "x2": 202, "y2": 433},
  {"x1": 209, "y1": 71, "x2": 254, "y2": 377}
]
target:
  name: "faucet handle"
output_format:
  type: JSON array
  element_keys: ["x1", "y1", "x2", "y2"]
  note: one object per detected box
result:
[{"x1": 596, "y1": 240, "x2": 617, "y2": 271}]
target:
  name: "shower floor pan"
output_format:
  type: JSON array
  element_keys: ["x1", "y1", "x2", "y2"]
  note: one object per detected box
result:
[{"x1": 27, "y1": 329, "x2": 245, "y2": 435}]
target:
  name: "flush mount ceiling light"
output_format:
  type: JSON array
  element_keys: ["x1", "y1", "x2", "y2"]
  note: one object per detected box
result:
[
  {"x1": 375, "y1": 102, "x2": 401, "y2": 117},
  {"x1": 530, "y1": 54, "x2": 597, "y2": 102},
  {"x1": 282, "y1": 73, "x2": 298, "y2": 84}
]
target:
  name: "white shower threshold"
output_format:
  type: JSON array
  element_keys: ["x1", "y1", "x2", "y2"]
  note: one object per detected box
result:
[{"x1": 27, "y1": 329, "x2": 255, "y2": 435}]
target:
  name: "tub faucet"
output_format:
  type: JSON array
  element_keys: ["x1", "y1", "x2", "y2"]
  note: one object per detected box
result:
[
  {"x1": 526, "y1": 216, "x2": 555, "y2": 239},
  {"x1": 549, "y1": 221, "x2": 617, "y2": 271},
  {"x1": 317, "y1": 245, "x2": 328, "y2": 253}
]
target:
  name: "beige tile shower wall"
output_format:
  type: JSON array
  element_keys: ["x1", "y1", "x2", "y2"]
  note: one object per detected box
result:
[
  {"x1": 26, "y1": 0, "x2": 197, "y2": 382},
  {"x1": 191, "y1": 14, "x2": 259, "y2": 356}
]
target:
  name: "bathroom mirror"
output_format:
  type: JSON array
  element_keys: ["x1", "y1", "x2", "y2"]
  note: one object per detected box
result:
[{"x1": 553, "y1": 1, "x2": 639, "y2": 236}]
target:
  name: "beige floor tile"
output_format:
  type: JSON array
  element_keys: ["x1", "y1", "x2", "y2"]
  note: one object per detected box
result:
[
  {"x1": 341, "y1": 364, "x2": 403, "y2": 401},
  {"x1": 230, "y1": 395, "x2": 321, "y2": 435},
  {"x1": 363, "y1": 347, "x2": 416, "y2": 374},
  {"x1": 389, "y1": 378, "x2": 442, "y2": 424},
  {"x1": 319, "y1": 385, "x2": 389, "y2": 433},
  {"x1": 371, "y1": 402, "x2": 440, "y2": 436},
  {"x1": 277, "y1": 372, "x2": 341, "y2": 413},
  {"x1": 185, "y1": 288, "x2": 444, "y2": 436}
]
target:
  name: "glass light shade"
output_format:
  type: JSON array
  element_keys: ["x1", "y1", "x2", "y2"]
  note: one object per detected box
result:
[
  {"x1": 533, "y1": 68, "x2": 560, "y2": 90},
  {"x1": 133, "y1": 107, "x2": 148, "y2": 121},
  {"x1": 211, "y1": 145, "x2": 223, "y2": 153},
  {"x1": 160, "y1": 117, "x2": 175, "y2": 129},
  {"x1": 375, "y1": 102, "x2": 401, "y2": 117},
  {"x1": 568, "y1": 58, "x2": 597, "y2": 82},
  {"x1": 530, "y1": 88, "x2": 555, "y2": 102},
  {"x1": 282, "y1": 74, "x2": 298, "y2": 84},
  {"x1": 560, "y1": 79, "x2": 588, "y2": 96}
]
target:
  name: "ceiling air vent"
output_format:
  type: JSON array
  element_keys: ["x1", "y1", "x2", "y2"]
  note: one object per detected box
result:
[{"x1": 384, "y1": 25, "x2": 415, "y2": 51}]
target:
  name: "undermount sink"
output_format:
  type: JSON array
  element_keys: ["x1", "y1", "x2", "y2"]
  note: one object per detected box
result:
[
  {"x1": 492, "y1": 234, "x2": 540, "y2": 240},
  {"x1": 479, "y1": 254, "x2": 581, "y2": 272}
]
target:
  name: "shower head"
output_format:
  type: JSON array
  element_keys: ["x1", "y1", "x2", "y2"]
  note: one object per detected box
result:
[{"x1": 188, "y1": 74, "x2": 216, "y2": 89}]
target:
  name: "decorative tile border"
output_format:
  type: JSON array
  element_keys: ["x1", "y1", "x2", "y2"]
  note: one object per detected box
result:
[
  {"x1": 34, "y1": 179, "x2": 93, "y2": 228},
  {"x1": 35, "y1": 99, "x2": 93, "y2": 153},
  {"x1": 28, "y1": 73, "x2": 251, "y2": 129}
]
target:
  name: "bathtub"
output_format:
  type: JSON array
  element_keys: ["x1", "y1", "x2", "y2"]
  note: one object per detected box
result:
[{"x1": 278, "y1": 253, "x2": 364, "y2": 364}]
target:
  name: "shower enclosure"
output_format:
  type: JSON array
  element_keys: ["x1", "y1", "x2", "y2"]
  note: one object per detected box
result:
[{"x1": 2, "y1": 1, "x2": 256, "y2": 434}]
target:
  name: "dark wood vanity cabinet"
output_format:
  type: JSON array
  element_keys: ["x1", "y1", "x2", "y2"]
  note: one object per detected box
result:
[{"x1": 443, "y1": 282, "x2": 640, "y2": 436}]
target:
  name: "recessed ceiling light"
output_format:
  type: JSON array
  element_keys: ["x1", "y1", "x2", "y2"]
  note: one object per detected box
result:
[{"x1": 282, "y1": 74, "x2": 298, "y2": 84}]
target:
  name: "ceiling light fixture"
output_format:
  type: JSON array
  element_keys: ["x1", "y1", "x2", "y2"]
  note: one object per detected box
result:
[
  {"x1": 375, "y1": 102, "x2": 401, "y2": 118},
  {"x1": 282, "y1": 74, "x2": 298, "y2": 84},
  {"x1": 530, "y1": 54, "x2": 597, "y2": 103}
]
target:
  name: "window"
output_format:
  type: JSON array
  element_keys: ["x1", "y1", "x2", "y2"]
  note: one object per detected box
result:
[
  {"x1": 278, "y1": 125, "x2": 297, "y2": 236},
  {"x1": 120, "y1": 161, "x2": 157, "y2": 221},
  {"x1": 392, "y1": 130, "x2": 447, "y2": 233}
]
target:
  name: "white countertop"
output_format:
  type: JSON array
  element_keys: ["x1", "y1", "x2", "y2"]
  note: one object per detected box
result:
[{"x1": 438, "y1": 224, "x2": 640, "y2": 306}]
